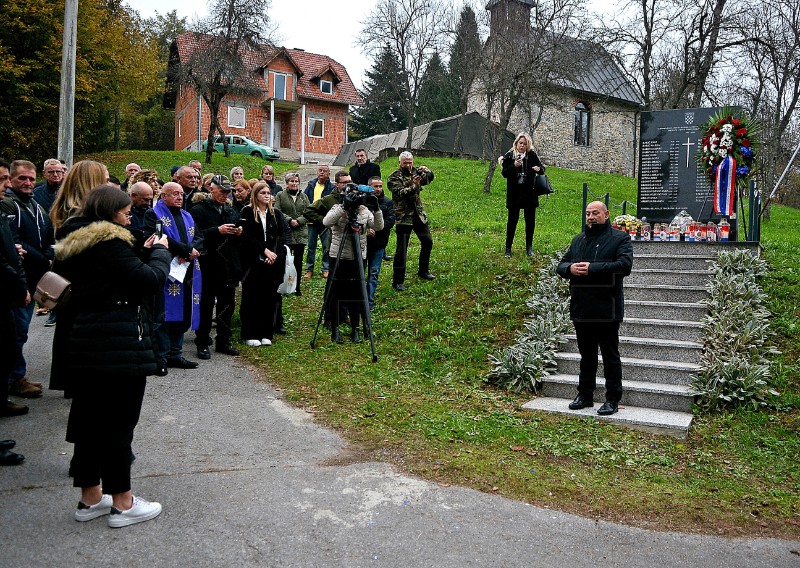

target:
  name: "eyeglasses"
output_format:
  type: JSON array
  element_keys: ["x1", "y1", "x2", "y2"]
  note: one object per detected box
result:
[{"x1": 44, "y1": 170, "x2": 64, "y2": 176}]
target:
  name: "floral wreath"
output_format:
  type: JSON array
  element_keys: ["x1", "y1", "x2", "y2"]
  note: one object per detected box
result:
[{"x1": 697, "y1": 106, "x2": 760, "y2": 188}]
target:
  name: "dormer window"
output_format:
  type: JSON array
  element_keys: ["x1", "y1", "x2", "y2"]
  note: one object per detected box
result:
[{"x1": 320, "y1": 79, "x2": 333, "y2": 95}]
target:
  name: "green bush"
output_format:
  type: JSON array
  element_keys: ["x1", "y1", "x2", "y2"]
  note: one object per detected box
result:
[
  {"x1": 691, "y1": 249, "x2": 780, "y2": 411},
  {"x1": 485, "y1": 253, "x2": 571, "y2": 393}
]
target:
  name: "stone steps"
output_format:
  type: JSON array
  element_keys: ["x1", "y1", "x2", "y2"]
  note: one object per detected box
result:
[
  {"x1": 633, "y1": 253, "x2": 715, "y2": 271},
  {"x1": 563, "y1": 334, "x2": 703, "y2": 363},
  {"x1": 524, "y1": 240, "x2": 761, "y2": 438},
  {"x1": 555, "y1": 352, "x2": 699, "y2": 386},
  {"x1": 540, "y1": 374, "x2": 693, "y2": 412},
  {"x1": 621, "y1": 318, "x2": 703, "y2": 342},
  {"x1": 522, "y1": 397, "x2": 694, "y2": 439},
  {"x1": 627, "y1": 269, "x2": 711, "y2": 287},
  {"x1": 625, "y1": 299, "x2": 707, "y2": 321}
]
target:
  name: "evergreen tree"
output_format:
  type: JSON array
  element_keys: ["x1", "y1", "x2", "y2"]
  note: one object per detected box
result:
[
  {"x1": 449, "y1": 6, "x2": 482, "y2": 114},
  {"x1": 350, "y1": 45, "x2": 409, "y2": 139},
  {"x1": 416, "y1": 52, "x2": 459, "y2": 124}
]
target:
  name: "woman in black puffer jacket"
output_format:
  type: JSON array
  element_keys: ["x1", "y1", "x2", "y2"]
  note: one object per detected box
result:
[{"x1": 52, "y1": 185, "x2": 170, "y2": 528}]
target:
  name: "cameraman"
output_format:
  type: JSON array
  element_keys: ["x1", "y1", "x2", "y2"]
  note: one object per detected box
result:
[
  {"x1": 323, "y1": 184, "x2": 383, "y2": 344},
  {"x1": 387, "y1": 151, "x2": 434, "y2": 291}
]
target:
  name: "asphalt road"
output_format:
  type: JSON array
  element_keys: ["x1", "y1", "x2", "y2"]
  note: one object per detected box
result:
[{"x1": 1, "y1": 318, "x2": 797, "y2": 567}]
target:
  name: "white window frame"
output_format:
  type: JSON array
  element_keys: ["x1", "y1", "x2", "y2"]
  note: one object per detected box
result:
[
  {"x1": 320, "y1": 79, "x2": 333, "y2": 95},
  {"x1": 271, "y1": 72, "x2": 288, "y2": 100},
  {"x1": 308, "y1": 117, "x2": 324, "y2": 138},
  {"x1": 227, "y1": 105, "x2": 246, "y2": 129}
]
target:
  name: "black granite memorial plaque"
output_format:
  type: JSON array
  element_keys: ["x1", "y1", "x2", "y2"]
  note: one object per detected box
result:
[{"x1": 638, "y1": 107, "x2": 733, "y2": 225}]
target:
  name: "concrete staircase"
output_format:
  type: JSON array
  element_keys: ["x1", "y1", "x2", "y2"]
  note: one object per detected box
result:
[{"x1": 523, "y1": 240, "x2": 761, "y2": 438}]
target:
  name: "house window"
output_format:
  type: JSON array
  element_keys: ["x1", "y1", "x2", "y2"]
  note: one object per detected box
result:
[
  {"x1": 308, "y1": 118, "x2": 324, "y2": 138},
  {"x1": 320, "y1": 80, "x2": 333, "y2": 95},
  {"x1": 574, "y1": 102, "x2": 590, "y2": 146},
  {"x1": 272, "y1": 72, "x2": 288, "y2": 100},
  {"x1": 228, "y1": 106, "x2": 246, "y2": 129}
]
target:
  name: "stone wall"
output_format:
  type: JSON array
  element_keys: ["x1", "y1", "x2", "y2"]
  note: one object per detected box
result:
[{"x1": 468, "y1": 89, "x2": 639, "y2": 177}]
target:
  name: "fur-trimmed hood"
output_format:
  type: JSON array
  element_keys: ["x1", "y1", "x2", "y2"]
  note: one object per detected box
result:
[{"x1": 54, "y1": 220, "x2": 135, "y2": 262}]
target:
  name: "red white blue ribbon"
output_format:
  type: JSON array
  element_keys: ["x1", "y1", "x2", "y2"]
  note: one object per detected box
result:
[{"x1": 713, "y1": 155, "x2": 736, "y2": 216}]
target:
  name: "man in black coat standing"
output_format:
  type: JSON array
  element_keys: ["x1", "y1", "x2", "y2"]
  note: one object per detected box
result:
[
  {"x1": 556, "y1": 201, "x2": 633, "y2": 416},
  {"x1": 349, "y1": 149, "x2": 381, "y2": 185},
  {"x1": 189, "y1": 175, "x2": 243, "y2": 360}
]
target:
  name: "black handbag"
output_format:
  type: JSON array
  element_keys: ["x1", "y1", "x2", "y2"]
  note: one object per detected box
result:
[{"x1": 534, "y1": 174, "x2": 554, "y2": 196}]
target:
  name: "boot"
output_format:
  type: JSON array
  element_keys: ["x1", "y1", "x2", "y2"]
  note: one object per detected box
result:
[
  {"x1": 331, "y1": 327, "x2": 344, "y2": 344},
  {"x1": 526, "y1": 246, "x2": 534, "y2": 257},
  {"x1": 504, "y1": 247, "x2": 512, "y2": 258},
  {"x1": 350, "y1": 329, "x2": 362, "y2": 343}
]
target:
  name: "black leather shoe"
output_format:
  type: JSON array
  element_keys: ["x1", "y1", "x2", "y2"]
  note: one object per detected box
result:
[
  {"x1": 331, "y1": 327, "x2": 344, "y2": 344},
  {"x1": 568, "y1": 395, "x2": 593, "y2": 410},
  {"x1": 418, "y1": 272, "x2": 436, "y2": 280},
  {"x1": 0, "y1": 440, "x2": 16, "y2": 451},
  {"x1": 350, "y1": 329, "x2": 362, "y2": 343},
  {"x1": 504, "y1": 248, "x2": 512, "y2": 258},
  {"x1": 597, "y1": 401, "x2": 619, "y2": 416},
  {"x1": 392, "y1": 282, "x2": 406, "y2": 291},
  {"x1": 275, "y1": 327, "x2": 288, "y2": 335},
  {"x1": 526, "y1": 247, "x2": 534, "y2": 257},
  {"x1": 382, "y1": 254, "x2": 393, "y2": 261},
  {"x1": 216, "y1": 343, "x2": 240, "y2": 356},
  {"x1": 155, "y1": 360, "x2": 168, "y2": 377},
  {"x1": 197, "y1": 347, "x2": 211, "y2": 360},
  {"x1": 0, "y1": 449, "x2": 24, "y2": 466},
  {"x1": 166, "y1": 357, "x2": 199, "y2": 369}
]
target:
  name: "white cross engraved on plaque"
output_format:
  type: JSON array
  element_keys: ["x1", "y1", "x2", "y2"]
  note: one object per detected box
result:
[{"x1": 683, "y1": 137, "x2": 695, "y2": 167}]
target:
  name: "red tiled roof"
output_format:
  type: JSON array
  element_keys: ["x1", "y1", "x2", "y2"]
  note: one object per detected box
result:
[{"x1": 174, "y1": 33, "x2": 362, "y2": 106}]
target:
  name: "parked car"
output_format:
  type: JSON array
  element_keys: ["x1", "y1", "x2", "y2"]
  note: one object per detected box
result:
[{"x1": 201, "y1": 135, "x2": 279, "y2": 161}]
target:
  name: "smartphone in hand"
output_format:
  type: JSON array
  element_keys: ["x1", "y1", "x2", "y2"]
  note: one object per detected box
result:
[{"x1": 155, "y1": 221, "x2": 164, "y2": 238}]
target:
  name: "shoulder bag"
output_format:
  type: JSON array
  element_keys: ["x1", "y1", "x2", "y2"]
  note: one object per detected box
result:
[
  {"x1": 34, "y1": 271, "x2": 72, "y2": 310},
  {"x1": 534, "y1": 173, "x2": 554, "y2": 196}
]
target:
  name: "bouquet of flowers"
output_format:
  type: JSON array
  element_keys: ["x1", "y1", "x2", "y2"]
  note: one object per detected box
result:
[
  {"x1": 613, "y1": 214, "x2": 642, "y2": 233},
  {"x1": 696, "y1": 106, "x2": 760, "y2": 215}
]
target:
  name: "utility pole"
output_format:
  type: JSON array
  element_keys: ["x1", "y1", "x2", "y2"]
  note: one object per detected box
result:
[{"x1": 57, "y1": 0, "x2": 78, "y2": 167}]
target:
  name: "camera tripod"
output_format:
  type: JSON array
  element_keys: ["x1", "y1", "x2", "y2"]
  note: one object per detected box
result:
[{"x1": 310, "y1": 222, "x2": 378, "y2": 362}]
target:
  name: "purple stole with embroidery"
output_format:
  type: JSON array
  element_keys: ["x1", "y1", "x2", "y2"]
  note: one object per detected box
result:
[{"x1": 153, "y1": 200, "x2": 202, "y2": 329}]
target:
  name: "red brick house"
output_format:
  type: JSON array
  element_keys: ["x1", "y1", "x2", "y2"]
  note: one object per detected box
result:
[{"x1": 166, "y1": 33, "x2": 362, "y2": 162}]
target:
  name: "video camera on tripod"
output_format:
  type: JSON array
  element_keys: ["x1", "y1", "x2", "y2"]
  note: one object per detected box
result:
[{"x1": 342, "y1": 183, "x2": 378, "y2": 231}]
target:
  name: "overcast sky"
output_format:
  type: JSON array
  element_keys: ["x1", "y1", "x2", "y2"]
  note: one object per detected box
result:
[{"x1": 125, "y1": 0, "x2": 619, "y2": 92}]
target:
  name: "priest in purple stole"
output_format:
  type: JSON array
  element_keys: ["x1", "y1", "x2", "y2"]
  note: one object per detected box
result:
[{"x1": 144, "y1": 182, "x2": 203, "y2": 373}]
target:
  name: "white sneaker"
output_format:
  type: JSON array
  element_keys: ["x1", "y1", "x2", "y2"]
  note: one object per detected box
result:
[
  {"x1": 245, "y1": 339, "x2": 261, "y2": 347},
  {"x1": 260, "y1": 338, "x2": 272, "y2": 346},
  {"x1": 107, "y1": 495, "x2": 162, "y2": 528},
  {"x1": 74, "y1": 494, "x2": 113, "y2": 521}
]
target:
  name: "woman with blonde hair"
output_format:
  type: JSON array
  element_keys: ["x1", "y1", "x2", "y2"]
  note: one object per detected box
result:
[
  {"x1": 50, "y1": 160, "x2": 109, "y2": 230},
  {"x1": 231, "y1": 178, "x2": 251, "y2": 214},
  {"x1": 230, "y1": 166, "x2": 245, "y2": 183},
  {"x1": 500, "y1": 133, "x2": 545, "y2": 257},
  {"x1": 260, "y1": 164, "x2": 282, "y2": 194}
]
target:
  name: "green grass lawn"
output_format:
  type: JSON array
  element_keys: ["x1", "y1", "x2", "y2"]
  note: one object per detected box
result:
[{"x1": 84, "y1": 151, "x2": 800, "y2": 539}]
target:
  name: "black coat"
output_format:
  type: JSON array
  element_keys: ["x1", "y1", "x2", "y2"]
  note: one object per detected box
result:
[
  {"x1": 501, "y1": 150, "x2": 545, "y2": 210},
  {"x1": 51, "y1": 219, "x2": 170, "y2": 382},
  {"x1": 556, "y1": 222, "x2": 633, "y2": 322},
  {"x1": 349, "y1": 161, "x2": 381, "y2": 185},
  {"x1": 190, "y1": 197, "x2": 244, "y2": 287}
]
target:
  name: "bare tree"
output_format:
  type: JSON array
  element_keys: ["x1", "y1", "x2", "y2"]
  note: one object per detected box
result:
[
  {"x1": 475, "y1": 0, "x2": 590, "y2": 192},
  {"x1": 730, "y1": 0, "x2": 800, "y2": 205},
  {"x1": 360, "y1": 0, "x2": 452, "y2": 148},
  {"x1": 177, "y1": 0, "x2": 274, "y2": 163}
]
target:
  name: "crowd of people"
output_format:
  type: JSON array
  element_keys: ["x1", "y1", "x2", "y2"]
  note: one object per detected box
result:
[{"x1": 0, "y1": 135, "x2": 633, "y2": 526}]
